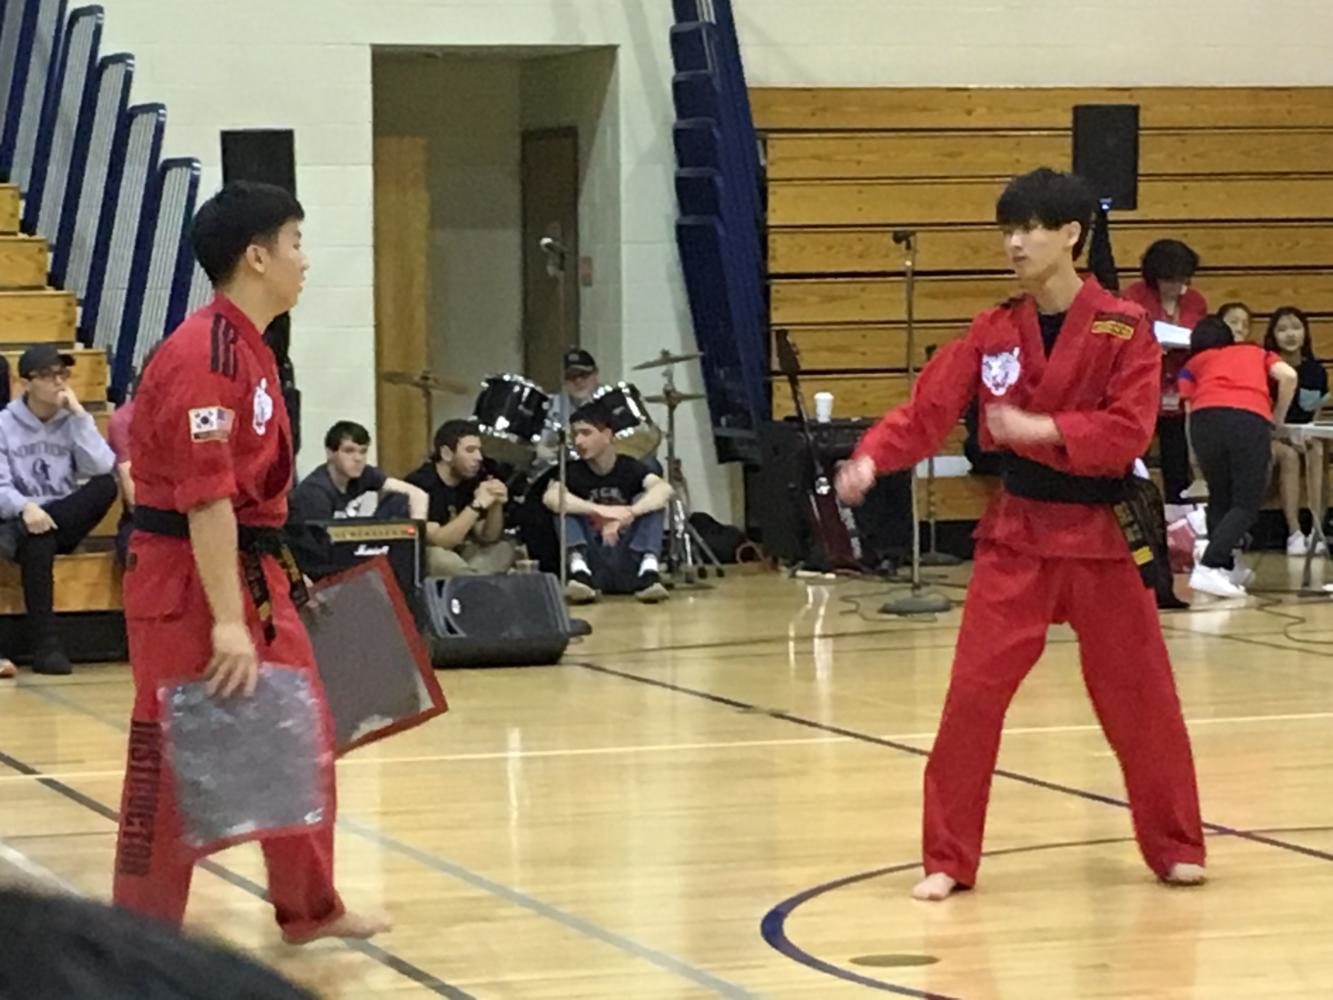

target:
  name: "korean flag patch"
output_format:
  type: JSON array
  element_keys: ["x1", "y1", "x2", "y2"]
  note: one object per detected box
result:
[{"x1": 189, "y1": 406, "x2": 234, "y2": 443}]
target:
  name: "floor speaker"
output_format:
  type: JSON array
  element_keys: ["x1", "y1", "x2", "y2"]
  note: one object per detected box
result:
[
  {"x1": 422, "y1": 573, "x2": 570, "y2": 668},
  {"x1": 1072, "y1": 104, "x2": 1139, "y2": 211}
]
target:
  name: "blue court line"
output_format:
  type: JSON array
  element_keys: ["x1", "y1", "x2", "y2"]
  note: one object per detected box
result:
[
  {"x1": 14, "y1": 681, "x2": 763, "y2": 999},
  {"x1": 0, "y1": 690, "x2": 474, "y2": 1000}
]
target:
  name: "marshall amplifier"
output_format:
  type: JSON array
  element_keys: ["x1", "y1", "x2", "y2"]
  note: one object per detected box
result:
[{"x1": 288, "y1": 519, "x2": 426, "y2": 608}]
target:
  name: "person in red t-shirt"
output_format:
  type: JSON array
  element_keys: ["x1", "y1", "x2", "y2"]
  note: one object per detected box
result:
[
  {"x1": 111, "y1": 182, "x2": 388, "y2": 945},
  {"x1": 1123, "y1": 240, "x2": 1208, "y2": 503},
  {"x1": 1179, "y1": 316, "x2": 1296, "y2": 598}
]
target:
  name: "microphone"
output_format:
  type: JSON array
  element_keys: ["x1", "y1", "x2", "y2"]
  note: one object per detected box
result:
[
  {"x1": 891, "y1": 230, "x2": 916, "y2": 245},
  {"x1": 539, "y1": 237, "x2": 567, "y2": 257}
]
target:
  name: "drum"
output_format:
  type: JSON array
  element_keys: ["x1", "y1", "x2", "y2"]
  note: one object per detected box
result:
[
  {"x1": 474, "y1": 374, "x2": 553, "y2": 466},
  {"x1": 590, "y1": 382, "x2": 662, "y2": 459}
]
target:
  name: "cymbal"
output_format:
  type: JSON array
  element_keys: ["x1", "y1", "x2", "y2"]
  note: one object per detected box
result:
[
  {"x1": 632, "y1": 349, "x2": 703, "y2": 371},
  {"x1": 379, "y1": 369, "x2": 470, "y2": 394},
  {"x1": 644, "y1": 391, "x2": 706, "y2": 404}
]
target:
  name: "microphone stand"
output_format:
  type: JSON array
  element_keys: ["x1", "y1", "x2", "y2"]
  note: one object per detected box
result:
[
  {"x1": 881, "y1": 230, "x2": 952, "y2": 616},
  {"x1": 918, "y1": 341, "x2": 961, "y2": 568},
  {"x1": 543, "y1": 232, "x2": 590, "y2": 636}
]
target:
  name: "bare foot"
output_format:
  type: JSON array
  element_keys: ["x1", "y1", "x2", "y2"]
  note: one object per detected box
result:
[
  {"x1": 1163, "y1": 862, "x2": 1206, "y2": 886},
  {"x1": 283, "y1": 909, "x2": 391, "y2": 946},
  {"x1": 0, "y1": 660, "x2": 15, "y2": 679},
  {"x1": 911, "y1": 872, "x2": 959, "y2": 901}
]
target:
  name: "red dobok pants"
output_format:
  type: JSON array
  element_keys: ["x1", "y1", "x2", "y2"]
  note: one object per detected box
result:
[
  {"x1": 923, "y1": 542, "x2": 1205, "y2": 886},
  {"x1": 112, "y1": 534, "x2": 345, "y2": 936}
]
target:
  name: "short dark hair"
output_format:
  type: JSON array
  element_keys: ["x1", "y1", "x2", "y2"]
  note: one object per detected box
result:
[
  {"x1": 0, "y1": 889, "x2": 314, "y2": 999},
  {"x1": 1216, "y1": 301, "x2": 1252, "y2": 322},
  {"x1": 433, "y1": 418, "x2": 480, "y2": 458},
  {"x1": 191, "y1": 181, "x2": 304, "y2": 285},
  {"x1": 1189, "y1": 315, "x2": 1237, "y2": 357},
  {"x1": 995, "y1": 168, "x2": 1096, "y2": 258},
  {"x1": 1264, "y1": 305, "x2": 1315, "y2": 360},
  {"x1": 570, "y1": 400, "x2": 613, "y2": 431},
  {"x1": 324, "y1": 420, "x2": 370, "y2": 451},
  {"x1": 1140, "y1": 239, "x2": 1200, "y2": 288}
]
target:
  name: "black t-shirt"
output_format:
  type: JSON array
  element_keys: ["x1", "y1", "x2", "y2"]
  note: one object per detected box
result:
[
  {"x1": 565, "y1": 455, "x2": 651, "y2": 506},
  {"x1": 405, "y1": 461, "x2": 480, "y2": 524},
  {"x1": 1279, "y1": 357, "x2": 1329, "y2": 425},
  {"x1": 1038, "y1": 311, "x2": 1065, "y2": 357},
  {"x1": 289, "y1": 463, "x2": 386, "y2": 522}
]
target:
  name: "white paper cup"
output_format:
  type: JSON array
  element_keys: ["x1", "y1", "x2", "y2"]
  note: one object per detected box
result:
[{"x1": 813, "y1": 391, "x2": 834, "y2": 422}]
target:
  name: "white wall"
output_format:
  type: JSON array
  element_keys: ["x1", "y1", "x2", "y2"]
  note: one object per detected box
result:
[
  {"x1": 374, "y1": 55, "x2": 524, "y2": 433},
  {"x1": 520, "y1": 49, "x2": 621, "y2": 380},
  {"x1": 95, "y1": 0, "x2": 1333, "y2": 510},
  {"x1": 734, "y1": 1, "x2": 1333, "y2": 86}
]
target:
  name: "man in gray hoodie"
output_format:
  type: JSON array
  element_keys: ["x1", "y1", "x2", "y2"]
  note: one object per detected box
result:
[{"x1": 0, "y1": 344, "x2": 117, "y2": 674}]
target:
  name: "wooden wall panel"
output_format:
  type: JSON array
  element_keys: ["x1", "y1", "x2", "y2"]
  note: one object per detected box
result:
[
  {"x1": 770, "y1": 373, "x2": 909, "y2": 419},
  {"x1": 0, "y1": 291, "x2": 76, "y2": 344},
  {"x1": 770, "y1": 222, "x2": 1333, "y2": 276},
  {"x1": 767, "y1": 129, "x2": 1333, "y2": 181},
  {"x1": 775, "y1": 322, "x2": 967, "y2": 371},
  {"x1": 773, "y1": 272, "x2": 1333, "y2": 326},
  {"x1": 769, "y1": 176, "x2": 1333, "y2": 228},
  {"x1": 752, "y1": 87, "x2": 1333, "y2": 132}
]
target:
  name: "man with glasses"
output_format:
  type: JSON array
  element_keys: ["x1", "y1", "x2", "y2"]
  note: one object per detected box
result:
[{"x1": 0, "y1": 344, "x2": 117, "y2": 674}]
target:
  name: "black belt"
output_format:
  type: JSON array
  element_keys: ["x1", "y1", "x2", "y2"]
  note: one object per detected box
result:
[
  {"x1": 1001, "y1": 454, "x2": 1127, "y2": 504},
  {"x1": 133, "y1": 505, "x2": 309, "y2": 644},
  {"x1": 999, "y1": 456, "x2": 1156, "y2": 588}
]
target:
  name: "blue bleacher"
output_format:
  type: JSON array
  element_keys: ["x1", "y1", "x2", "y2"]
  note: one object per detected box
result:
[
  {"x1": 0, "y1": 3, "x2": 202, "y2": 400},
  {"x1": 669, "y1": 0, "x2": 768, "y2": 462}
]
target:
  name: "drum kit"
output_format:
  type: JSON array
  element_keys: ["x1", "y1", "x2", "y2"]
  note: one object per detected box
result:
[{"x1": 462, "y1": 350, "x2": 723, "y2": 586}]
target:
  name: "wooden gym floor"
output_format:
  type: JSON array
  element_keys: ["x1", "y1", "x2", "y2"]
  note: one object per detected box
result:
[{"x1": 4, "y1": 554, "x2": 1333, "y2": 999}]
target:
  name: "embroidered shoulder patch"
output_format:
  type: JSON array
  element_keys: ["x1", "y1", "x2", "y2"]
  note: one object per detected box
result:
[
  {"x1": 1091, "y1": 312, "x2": 1137, "y2": 340},
  {"x1": 189, "y1": 406, "x2": 235, "y2": 442}
]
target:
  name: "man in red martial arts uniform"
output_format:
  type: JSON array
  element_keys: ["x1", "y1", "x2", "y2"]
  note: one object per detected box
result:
[
  {"x1": 837, "y1": 168, "x2": 1206, "y2": 901},
  {"x1": 111, "y1": 181, "x2": 387, "y2": 943}
]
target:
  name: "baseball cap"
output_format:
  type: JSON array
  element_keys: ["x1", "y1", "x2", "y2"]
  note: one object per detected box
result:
[
  {"x1": 18, "y1": 344, "x2": 76, "y2": 378},
  {"x1": 562, "y1": 348, "x2": 597, "y2": 375}
]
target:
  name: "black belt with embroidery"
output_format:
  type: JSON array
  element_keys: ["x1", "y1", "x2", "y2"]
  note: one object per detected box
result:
[
  {"x1": 133, "y1": 505, "x2": 309, "y2": 643},
  {"x1": 999, "y1": 455, "x2": 1157, "y2": 588}
]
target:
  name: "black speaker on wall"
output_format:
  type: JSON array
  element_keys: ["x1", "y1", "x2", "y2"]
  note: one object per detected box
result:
[
  {"x1": 221, "y1": 129, "x2": 297, "y2": 195},
  {"x1": 1072, "y1": 104, "x2": 1139, "y2": 210}
]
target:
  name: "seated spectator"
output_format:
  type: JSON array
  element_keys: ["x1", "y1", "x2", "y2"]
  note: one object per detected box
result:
[
  {"x1": 1218, "y1": 301, "x2": 1254, "y2": 343},
  {"x1": 1265, "y1": 306, "x2": 1329, "y2": 554},
  {"x1": 0, "y1": 345, "x2": 116, "y2": 675},
  {"x1": 406, "y1": 419, "x2": 516, "y2": 577},
  {"x1": 106, "y1": 344, "x2": 164, "y2": 567},
  {"x1": 543, "y1": 401, "x2": 672, "y2": 604},
  {"x1": 0, "y1": 887, "x2": 314, "y2": 999},
  {"x1": 289, "y1": 420, "x2": 427, "y2": 522}
]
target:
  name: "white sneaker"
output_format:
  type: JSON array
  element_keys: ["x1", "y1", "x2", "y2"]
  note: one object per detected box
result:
[
  {"x1": 1190, "y1": 564, "x2": 1248, "y2": 599},
  {"x1": 1186, "y1": 509, "x2": 1209, "y2": 538},
  {"x1": 1288, "y1": 532, "x2": 1310, "y2": 556},
  {"x1": 1230, "y1": 563, "x2": 1255, "y2": 589}
]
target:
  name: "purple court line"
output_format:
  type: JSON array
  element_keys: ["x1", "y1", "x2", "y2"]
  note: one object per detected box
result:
[
  {"x1": 575, "y1": 660, "x2": 1333, "y2": 996},
  {"x1": 0, "y1": 746, "x2": 475, "y2": 1000}
]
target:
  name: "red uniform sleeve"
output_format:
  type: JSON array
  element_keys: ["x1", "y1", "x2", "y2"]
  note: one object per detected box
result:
[
  {"x1": 851, "y1": 328, "x2": 980, "y2": 474},
  {"x1": 1038, "y1": 314, "x2": 1162, "y2": 477},
  {"x1": 1266, "y1": 351, "x2": 1283, "y2": 370},
  {"x1": 155, "y1": 365, "x2": 240, "y2": 512}
]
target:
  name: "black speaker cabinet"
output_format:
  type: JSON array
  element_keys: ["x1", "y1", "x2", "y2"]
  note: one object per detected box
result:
[
  {"x1": 422, "y1": 573, "x2": 570, "y2": 668},
  {"x1": 1072, "y1": 104, "x2": 1139, "y2": 210},
  {"x1": 221, "y1": 129, "x2": 297, "y2": 194}
]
